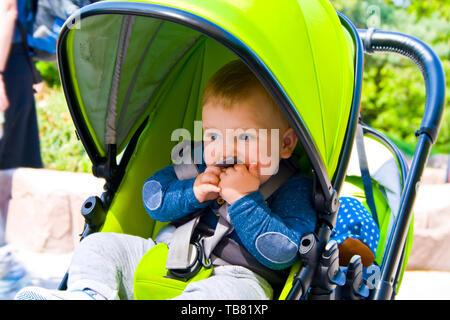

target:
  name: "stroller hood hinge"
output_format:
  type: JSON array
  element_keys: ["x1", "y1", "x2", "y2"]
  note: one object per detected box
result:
[
  {"x1": 92, "y1": 144, "x2": 118, "y2": 180},
  {"x1": 312, "y1": 174, "x2": 339, "y2": 229}
]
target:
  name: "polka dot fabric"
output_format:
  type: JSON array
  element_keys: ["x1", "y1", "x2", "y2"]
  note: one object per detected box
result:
[{"x1": 331, "y1": 197, "x2": 380, "y2": 256}]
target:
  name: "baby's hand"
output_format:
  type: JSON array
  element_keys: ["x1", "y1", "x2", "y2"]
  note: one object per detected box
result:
[
  {"x1": 219, "y1": 164, "x2": 260, "y2": 204},
  {"x1": 193, "y1": 166, "x2": 222, "y2": 203}
]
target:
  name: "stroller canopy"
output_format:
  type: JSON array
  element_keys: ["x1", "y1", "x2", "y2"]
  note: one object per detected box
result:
[{"x1": 58, "y1": 0, "x2": 356, "y2": 187}]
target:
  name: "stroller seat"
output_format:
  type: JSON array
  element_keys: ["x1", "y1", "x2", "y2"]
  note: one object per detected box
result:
[
  {"x1": 63, "y1": 3, "x2": 397, "y2": 300},
  {"x1": 97, "y1": 102, "x2": 410, "y2": 300},
  {"x1": 340, "y1": 126, "x2": 414, "y2": 291}
]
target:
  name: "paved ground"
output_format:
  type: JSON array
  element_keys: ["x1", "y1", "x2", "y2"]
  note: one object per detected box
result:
[
  {"x1": 0, "y1": 248, "x2": 72, "y2": 300},
  {"x1": 395, "y1": 270, "x2": 450, "y2": 300},
  {"x1": 1, "y1": 246, "x2": 449, "y2": 300}
]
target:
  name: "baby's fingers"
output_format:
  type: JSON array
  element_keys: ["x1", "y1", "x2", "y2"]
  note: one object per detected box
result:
[
  {"x1": 204, "y1": 166, "x2": 222, "y2": 177},
  {"x1": 194, "y1": 183, "x2": 220, "y2": 203},
  {"x1": 198, "y1": 183, "x2": 221, "y2": 194},
  {"x1": 201, "y1": 172, "x2": 220, "y2": 185}
]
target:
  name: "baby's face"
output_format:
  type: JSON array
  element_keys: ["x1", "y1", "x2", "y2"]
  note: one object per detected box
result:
[{"x1": 202, "y1": 90, "x2": 284, "y2": 184}]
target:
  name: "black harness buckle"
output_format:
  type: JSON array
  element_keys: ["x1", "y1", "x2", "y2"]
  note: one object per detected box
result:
[{"x1": 166, "y1": 238, "x2": 211, "y2": 281}]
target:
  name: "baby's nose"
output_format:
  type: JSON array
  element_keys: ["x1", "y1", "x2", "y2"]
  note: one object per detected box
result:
[{"x1": 223, "y1": 136, "x2": 237, "y2": 158}]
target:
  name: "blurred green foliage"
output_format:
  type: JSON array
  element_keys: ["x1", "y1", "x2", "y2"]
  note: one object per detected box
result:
[
  {"x1": 35, "y1": 61, "x2": 60, "y2": 88},
  {"x1": 36, "y1": 86, "x2": 91, "y2": 173},
  {"x1": 331, "y1": 0, "x2": 449, "y2": 154}
]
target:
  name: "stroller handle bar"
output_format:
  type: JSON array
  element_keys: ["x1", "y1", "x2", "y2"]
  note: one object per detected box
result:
[
  {"x1": 357, "y1": 28, "x2": 446, "y2": 144},
  {"x1": 357, "y1": 29, "x2": 446, "y2": 299}
]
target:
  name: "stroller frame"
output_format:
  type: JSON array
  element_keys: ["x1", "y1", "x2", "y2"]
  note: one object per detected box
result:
[
  {"x1": 56, "y1": 1, "x2": 446, "y2": 300},
  {"x1": 287, "y1": 21, "x2": 445, "y2": 300}
]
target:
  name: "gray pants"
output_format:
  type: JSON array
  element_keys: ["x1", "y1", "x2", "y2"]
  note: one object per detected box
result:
[{"x1": 67, "y1": 232, "x2": 273, "y2": 300}]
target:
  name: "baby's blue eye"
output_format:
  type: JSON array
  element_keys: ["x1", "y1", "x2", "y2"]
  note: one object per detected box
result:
[
  {"x1": 204, "y1": 131, "x2": 220, "y2": 141},
  {"x1": 239, "y1": 134, "x2": 251, "y2": 141}
]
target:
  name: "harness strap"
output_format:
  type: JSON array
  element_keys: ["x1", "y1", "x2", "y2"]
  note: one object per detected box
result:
[
  {"x1": 165, "y1": 216, "x2": 201, "y2": 269},
  {"x1": 201, "y1": 203, "x2": 233, "y2": 260},
  {"x1": 165, "y1": 141, "x2": 202, "y2": 270},
  {"x1": 171, "y1": 139, "x2": 200, "y2": 180},
  {"x1": 259, "y1": 159, "x2": 299, "y2": 200},
  {"x1": 196, "y1": 223, "x2": 289, "y2": 287}
]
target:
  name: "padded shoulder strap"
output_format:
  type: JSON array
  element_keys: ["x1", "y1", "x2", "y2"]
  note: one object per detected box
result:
[
  {"x1": 171, "y1": 140, "x2": 202, "y2": 180},
  {"x1": 259, "y1": 158, "x2": 298, "y2": 200}
]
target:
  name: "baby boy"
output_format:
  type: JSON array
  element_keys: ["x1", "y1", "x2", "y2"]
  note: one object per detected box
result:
[{"x1": 15, "y1": 60, "x2": 378, "y2": 300}]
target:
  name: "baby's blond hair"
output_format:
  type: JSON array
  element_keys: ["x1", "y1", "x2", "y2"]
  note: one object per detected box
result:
[{"x1": 202, "y1": 60, "x2": 289, "y2": 130}]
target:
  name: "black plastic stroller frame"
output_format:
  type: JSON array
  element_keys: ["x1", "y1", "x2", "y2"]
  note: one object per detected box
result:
[
  {"x1": 287, "y1": 22, "x2": 445, "y2": 300},
  {"x1": 356, "y1": 27, "x2": 445, "y2": 300}
]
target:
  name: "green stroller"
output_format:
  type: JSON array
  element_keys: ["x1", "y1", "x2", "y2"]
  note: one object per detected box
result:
[{"x1": 55, "y1": 0, "x2": 445, "y2": 300}]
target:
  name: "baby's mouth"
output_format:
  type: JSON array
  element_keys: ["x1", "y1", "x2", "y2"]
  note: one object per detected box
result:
[{"x1": 213, "y1": 156, "x2": 244, "y2": 168}]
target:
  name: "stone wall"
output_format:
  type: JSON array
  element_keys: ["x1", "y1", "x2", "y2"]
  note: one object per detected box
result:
[
  {"x1": 406, "y1": 182, "x2": 450, "y2": 270},
  {"x1": 0, "y1": 168, "x2": 104, "y2": 253}
]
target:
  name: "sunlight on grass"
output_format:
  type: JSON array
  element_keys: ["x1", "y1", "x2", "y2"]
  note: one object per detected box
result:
[{"x1": 35, "y1": 85, "x2": 91, "y2": 173}]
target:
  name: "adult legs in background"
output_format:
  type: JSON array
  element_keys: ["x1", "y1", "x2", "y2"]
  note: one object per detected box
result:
[{"x1": 0, "y1": 44, "x2": 42, "y2": 169}]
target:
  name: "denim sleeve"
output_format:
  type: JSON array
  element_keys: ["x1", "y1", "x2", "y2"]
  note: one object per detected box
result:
[
  {"x1": 142, "y1": 165, "x2": 210, "y2": 222},
  {"x1": 228, "y1": 174, "x2": 316, "y2": 270}
]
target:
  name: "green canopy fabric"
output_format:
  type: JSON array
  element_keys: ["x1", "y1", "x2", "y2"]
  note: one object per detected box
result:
[{"x1": 59, "y1": 0, "x2": 355, "y2": 180}]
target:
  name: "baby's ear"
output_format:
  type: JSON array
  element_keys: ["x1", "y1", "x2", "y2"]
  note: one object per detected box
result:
[{"x1": 280, "y1": 128, "x2": 298, "y2": 159}]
